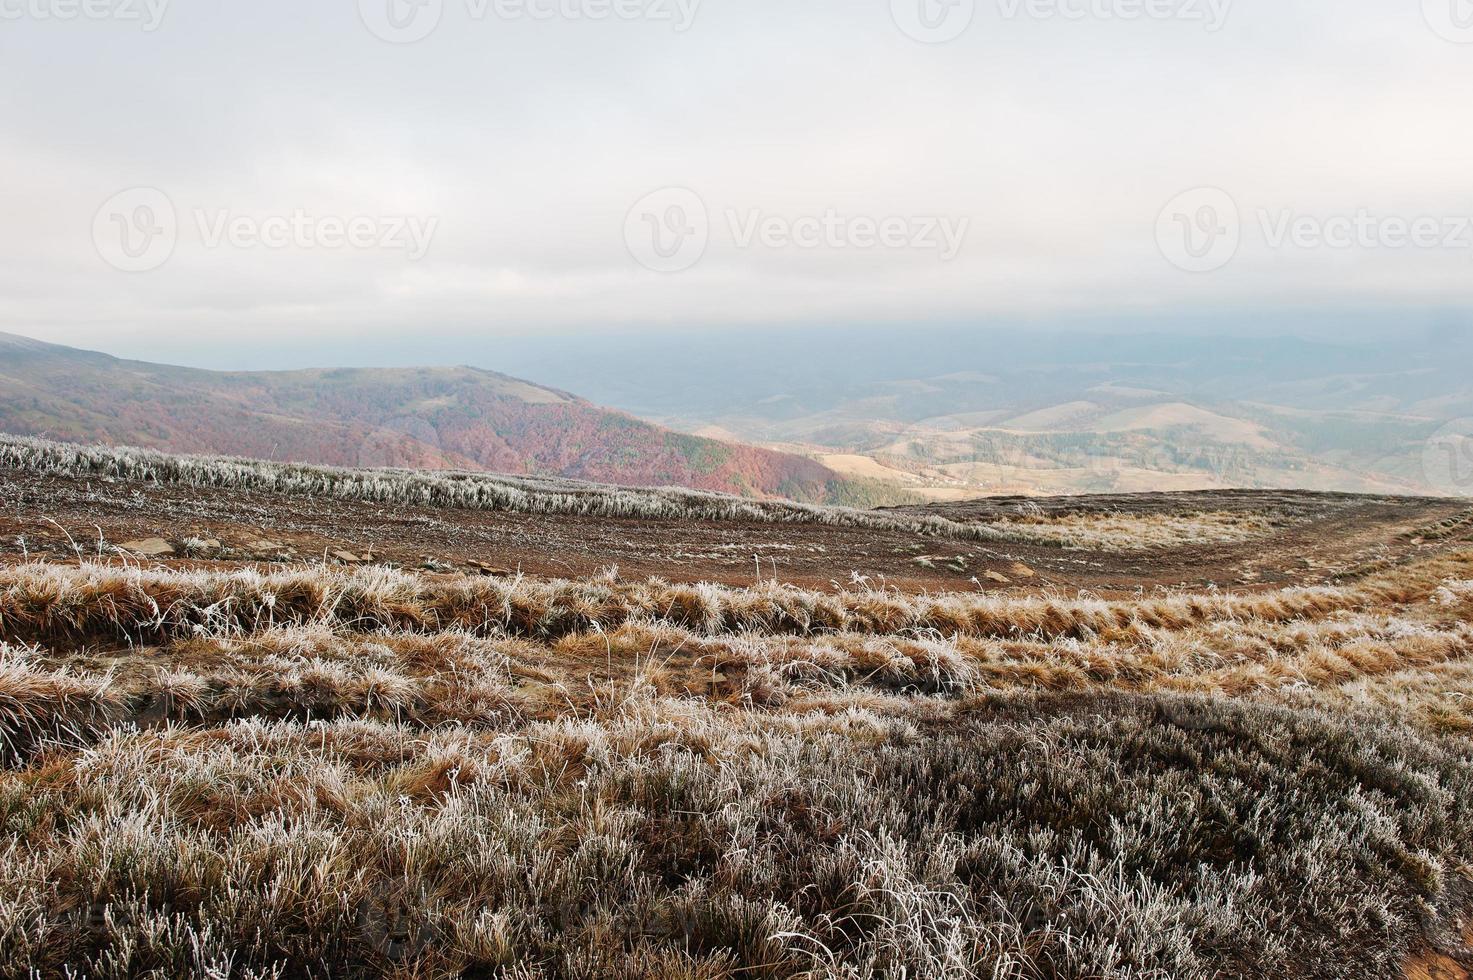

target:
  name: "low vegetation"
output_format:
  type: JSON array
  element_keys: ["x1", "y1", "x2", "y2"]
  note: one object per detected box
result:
[
  {"x1": 0, "y1": 435, "x2": 1315, "y2": 552},
  {"x1": 0, "y1": 558, "x2": 1415, "y2": 649},
  {"x1": 0, "y1": 435, "x2": 1005, "y2": 543},
  {"x1": 2, "y1": 545, "x2": 1472, "y2": 977},
  {"x1": 982, "y1": 508, "x2": 1290, "y2": 550}
]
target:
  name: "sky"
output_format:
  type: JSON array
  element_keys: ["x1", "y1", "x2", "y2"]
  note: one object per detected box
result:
[{"x1": 2, "y1": 0, "x2": 1472, "y2": 366}]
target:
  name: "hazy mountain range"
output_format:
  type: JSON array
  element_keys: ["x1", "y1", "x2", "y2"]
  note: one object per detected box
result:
[
  {"x1": 0, "y1": 332, "x2": 904, "y2": 506},
  {"x1": 5, "y1": 327, "x2": 1471, "y2": 501},
  {"x1": 486, "y1": 326, "x2": 1473, "y2": 498}
]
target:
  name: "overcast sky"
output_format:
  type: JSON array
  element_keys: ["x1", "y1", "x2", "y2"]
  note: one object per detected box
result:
[{"x1": 2, "y1": 0, "x2": 1472, "y2": 365}]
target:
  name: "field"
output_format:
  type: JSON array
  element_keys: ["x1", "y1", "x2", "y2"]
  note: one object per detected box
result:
[{"x1": 2, "y1": 442, "x2": 1473, "y2": 978}]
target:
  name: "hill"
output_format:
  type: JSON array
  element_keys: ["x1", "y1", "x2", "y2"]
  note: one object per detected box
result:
[
  {"x1": 0, "y1": 332, "x2": 895, "y2": 506},
  {"x1": 1, "y1": 441, "x2": 1471, "y2": 978}
]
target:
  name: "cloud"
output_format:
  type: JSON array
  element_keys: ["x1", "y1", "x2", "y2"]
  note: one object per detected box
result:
[{"x1": 1, "y1": 0, "x2": 1470, "y2": 356}]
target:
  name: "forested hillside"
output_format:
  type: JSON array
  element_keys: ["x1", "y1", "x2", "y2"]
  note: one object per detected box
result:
[{"x1": 0, "y1": 333, "x2": 898, "y2": 505}]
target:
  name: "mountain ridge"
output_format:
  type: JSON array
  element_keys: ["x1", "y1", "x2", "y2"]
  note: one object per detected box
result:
[{"x1": 0, "y1": 332, "x2": 898, "y2": 506}]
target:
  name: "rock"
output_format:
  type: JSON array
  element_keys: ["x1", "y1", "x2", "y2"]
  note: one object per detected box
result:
[
  {"x1": 331, "y1": 550, "x2": 365, "y2": 564},
  {"x1": 119, "y1": 538, "x2": 174, "y2": 557},
  {"x1": 983, "y1": 571, "x2": 1011, "y2": 584},
  {"x1": 247, "y1": 539, "x2": 286, "y2": 552},
  {"x1": 1007, "y1": 562, "x2": 1037, "y2": 579}
]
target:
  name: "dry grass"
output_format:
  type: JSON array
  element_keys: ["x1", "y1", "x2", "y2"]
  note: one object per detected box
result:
[
  {"x1": 981, "y1": 509, "x2": 1290, "y2": 550},
  {"x1": 2, "y1": 551, "x2": 1472, "y2": 977},
  {"x1": 0, "y1": 557, "x2": 1431, "y2": 648},
  {"x1": 0, "y1": 435, "x2": 1014, "y2": 543}
]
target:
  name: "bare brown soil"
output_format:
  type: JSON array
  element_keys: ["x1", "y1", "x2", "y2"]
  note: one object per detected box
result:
[
  {"x1": 0, "y1": 469, "x2": 1466, "y2": 595},
  {"x1": 1406, "y1": 913, "x2": 1473, "y2": 980}
]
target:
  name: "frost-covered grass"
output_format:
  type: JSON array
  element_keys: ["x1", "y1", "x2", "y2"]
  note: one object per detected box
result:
[
  {"x1": 0, "y1": 688, "x2": 1468, "y2": 979},
  {"x1": 0, "y1": 436, "x2": 1336, "y2": 553},
  {"x1": 2, "y1": 553, "x2": 1473, "y2": 976},
  {"x1": 0, "y1": 434, "x2": 1010, "y2": 542},
  {"x1": 0, "y1": 558, "x2": 1414, "y2": 647}
]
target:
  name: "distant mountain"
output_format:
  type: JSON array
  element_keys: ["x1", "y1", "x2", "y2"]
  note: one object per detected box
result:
[
  {"x1": 484, "y1": 326, "x2": 1473, "y2": 497},
  {"x1": 0, "y1": 333, "x2": 896, "y2": 506}
]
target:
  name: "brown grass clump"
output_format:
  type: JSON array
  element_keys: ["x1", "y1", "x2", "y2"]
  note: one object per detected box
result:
[
  {"x1": 1, "y1": 557, "x2": 1449, "y2": 648},
  {"x1": 0, "y1": 648, "x2": 126, "y2": 761}
]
